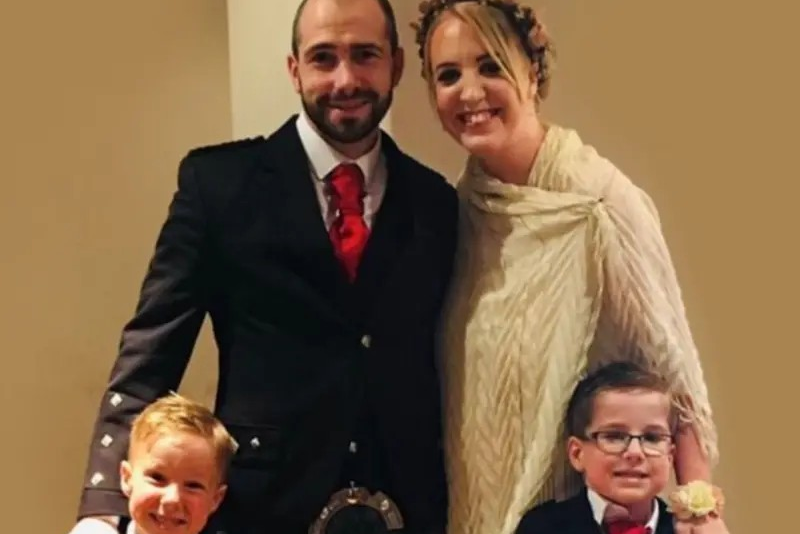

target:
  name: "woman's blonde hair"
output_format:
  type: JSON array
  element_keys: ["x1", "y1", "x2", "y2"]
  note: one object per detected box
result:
[{"x1": 415, "y1": 0, "x2": 554, "y2": 103}]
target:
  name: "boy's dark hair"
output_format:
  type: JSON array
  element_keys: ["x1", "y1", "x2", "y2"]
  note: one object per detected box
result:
[
  {"x1": 565, "y1": 361, "x2": 677, "y2": 438},
  {"x1": 291, "y1": 0, "x2": 399, "y2": 56}
]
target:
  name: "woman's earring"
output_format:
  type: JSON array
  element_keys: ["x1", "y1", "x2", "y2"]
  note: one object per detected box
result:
[
  {"x1": 528, "y1": 64, "x2": 540, "y2": 101},
  {"x1": 528, "y1": 81, "x2": 540, "y2": 106}
]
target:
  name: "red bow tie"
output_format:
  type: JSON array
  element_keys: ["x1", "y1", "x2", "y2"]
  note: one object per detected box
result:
[{"x1": 605, "y1": 520, "x2": 651, "y2": 534}]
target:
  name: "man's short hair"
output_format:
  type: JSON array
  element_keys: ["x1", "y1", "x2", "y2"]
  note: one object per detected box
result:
[{"x1": 290, "y1": 0, "x2": 399, "y2": 56}]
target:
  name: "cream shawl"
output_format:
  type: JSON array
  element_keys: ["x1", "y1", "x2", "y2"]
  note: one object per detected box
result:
[{"x1": 440, "y1": 125, "x2": 718, "y2": 534}]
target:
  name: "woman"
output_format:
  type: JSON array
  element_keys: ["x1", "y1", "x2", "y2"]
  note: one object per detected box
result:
[{"x1": 411, "y1": 1, "x2": 725, "y2": 534}]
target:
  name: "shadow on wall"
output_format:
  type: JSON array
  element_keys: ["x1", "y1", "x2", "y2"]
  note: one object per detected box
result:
[{"x1": 391, "y1": 0, "x2": 466, "y2": 182}]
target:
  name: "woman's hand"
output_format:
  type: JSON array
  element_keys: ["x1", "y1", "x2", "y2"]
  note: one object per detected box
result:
[{"x1": 674, "y1": 515, "x2": 730, "y2": 534}]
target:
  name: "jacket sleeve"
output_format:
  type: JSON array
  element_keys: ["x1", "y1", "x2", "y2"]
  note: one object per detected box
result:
[{"x1": 77, "y1": 155, "x2": 211, "y2": 517}]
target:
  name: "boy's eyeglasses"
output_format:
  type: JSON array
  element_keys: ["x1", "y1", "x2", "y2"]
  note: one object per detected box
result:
[{"x1": 586, "y1": 430, "x2": 673, "y2": 456}]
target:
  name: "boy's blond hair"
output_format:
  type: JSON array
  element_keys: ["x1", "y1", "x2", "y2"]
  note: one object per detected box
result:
[{"x1": 129, "y1": 393, "x2": 237, "y2": 480}]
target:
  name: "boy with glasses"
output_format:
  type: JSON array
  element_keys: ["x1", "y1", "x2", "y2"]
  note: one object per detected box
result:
[{"x1": 514, "y1": 362, "x2": 726, "y2": 534}]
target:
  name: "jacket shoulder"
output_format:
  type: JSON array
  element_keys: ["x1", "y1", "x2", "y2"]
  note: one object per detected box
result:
[
  {"x1": 405, "y1": 156, "x2": 455, "y2": 196},
  {"x1": 381, "y1": 132, "x2": 455, "y2": 198},
  {"x1": 181, "y1": 137, "x2": 267, "y2": 184},
  {"x1": 515, "y1": 499, "x2": 563, "y2": 533},
  {"x1": 187, "y1": 137, "x2": 265, "y2": 156},
  {"x1": 177, "y1": 137, "x2": 269, "y2": 210}
]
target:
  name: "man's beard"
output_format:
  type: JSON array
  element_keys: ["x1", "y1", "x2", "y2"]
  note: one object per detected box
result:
[{"x1": 301, "y1": 87, "x2": 392, "y2": 145}]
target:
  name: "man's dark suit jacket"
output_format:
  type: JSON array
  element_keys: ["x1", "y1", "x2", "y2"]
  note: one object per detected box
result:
[
  {"x1": 76, "y1": 116, "x2": 458, "y2": 534},
  {"x1": 514, "y1": 490, "x2": 675, "y2": 534}
]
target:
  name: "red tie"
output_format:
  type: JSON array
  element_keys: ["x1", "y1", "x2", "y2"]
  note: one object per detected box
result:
[
  {"x1": 605, "y1": 520, "x2": 651, "y2": 534},
  {"x1": 328, "y1": 163, "x2": 369, "y2": 282}
]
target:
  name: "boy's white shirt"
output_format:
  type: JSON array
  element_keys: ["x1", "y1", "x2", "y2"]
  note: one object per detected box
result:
[{"x1": 587, "y1": 487, "x2": 660, "y2": 531}]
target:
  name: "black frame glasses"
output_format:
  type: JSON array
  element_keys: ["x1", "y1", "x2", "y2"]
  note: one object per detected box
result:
[{"x1": 586, "y1": 430, "x2": 673, "y2": 456}]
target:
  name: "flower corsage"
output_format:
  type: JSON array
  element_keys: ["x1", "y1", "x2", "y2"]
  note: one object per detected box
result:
[{"x1": 667, "y1": 480, "x2": 725, "y2": 521}]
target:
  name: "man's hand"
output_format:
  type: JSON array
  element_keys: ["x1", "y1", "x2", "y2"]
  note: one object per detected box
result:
[{"x1": 68, "y1": 517, "x2": 119, "y2": 534}]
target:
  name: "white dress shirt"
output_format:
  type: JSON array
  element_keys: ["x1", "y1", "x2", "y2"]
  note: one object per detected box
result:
[
  {"x1": 295, "y1": 112, "x2": 387, "y2": 230},
  {"x1": 587, "y1": 488, "x2": 660, "y2": 532}
]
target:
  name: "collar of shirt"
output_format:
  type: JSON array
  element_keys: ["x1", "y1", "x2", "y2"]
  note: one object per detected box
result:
[
  {"x1": 296, "y1": 111, "x2": 382, "y2": 186},
  {"x1": 587, "y1": 487, "x2": 659, "y2": 532}
]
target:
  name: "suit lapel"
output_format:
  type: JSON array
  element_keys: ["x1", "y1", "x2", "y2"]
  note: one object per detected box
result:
[
  {"x1": 258, "y1": 117, "x2": 355, "y2": 312},
  {"x1": 351, "y1": 135, "x2": 414, "y2": 312},
  {"x1": 258, "y1": 118, "x2": 423, "y2": 323},
  {"x1": 655, "y1": 498, "x2": 674, "y2": 534},
  {"x1": 567, "y1": 490, "x2": 604, "y2": 533}
]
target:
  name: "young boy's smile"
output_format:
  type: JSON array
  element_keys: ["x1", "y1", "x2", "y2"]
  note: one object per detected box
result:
[
  {"x1": 568, "y1": 389, "x2": 674, "y2": 519},
  {"x1": 120, "y1": 432, "x2": 226, "y2": 534}
]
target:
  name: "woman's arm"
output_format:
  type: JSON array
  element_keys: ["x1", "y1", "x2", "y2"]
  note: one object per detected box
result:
[
  {"x1": 599, "y1": 169, "x2": 719, "y2": 473},
  {"x1": 675, "y1": 416, "x2": 712, "y2": 483}
]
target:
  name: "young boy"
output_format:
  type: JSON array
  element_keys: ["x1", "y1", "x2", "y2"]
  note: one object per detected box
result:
[
  {"x1": 116, "y1": 393, "x2": 237, "y2": 534},
  {"x1": 515, "y1": 362, "x2": 681, "y2": 534}
]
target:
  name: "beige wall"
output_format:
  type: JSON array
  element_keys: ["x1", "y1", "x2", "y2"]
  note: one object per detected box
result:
[
  {"x1": 228, "y1": 0, "x2": 303, "y2": 138},
  {"x1": 2, "y1": 0, "x2": 797, "y2": 532},
  {"x1": 1, "y1": 2, "x2": 231, "y2": 531}
]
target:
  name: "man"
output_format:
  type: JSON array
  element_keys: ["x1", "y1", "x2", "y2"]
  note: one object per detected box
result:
[{"x1": 69, "y1": 0, "x2": 457, "y2": 532}]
